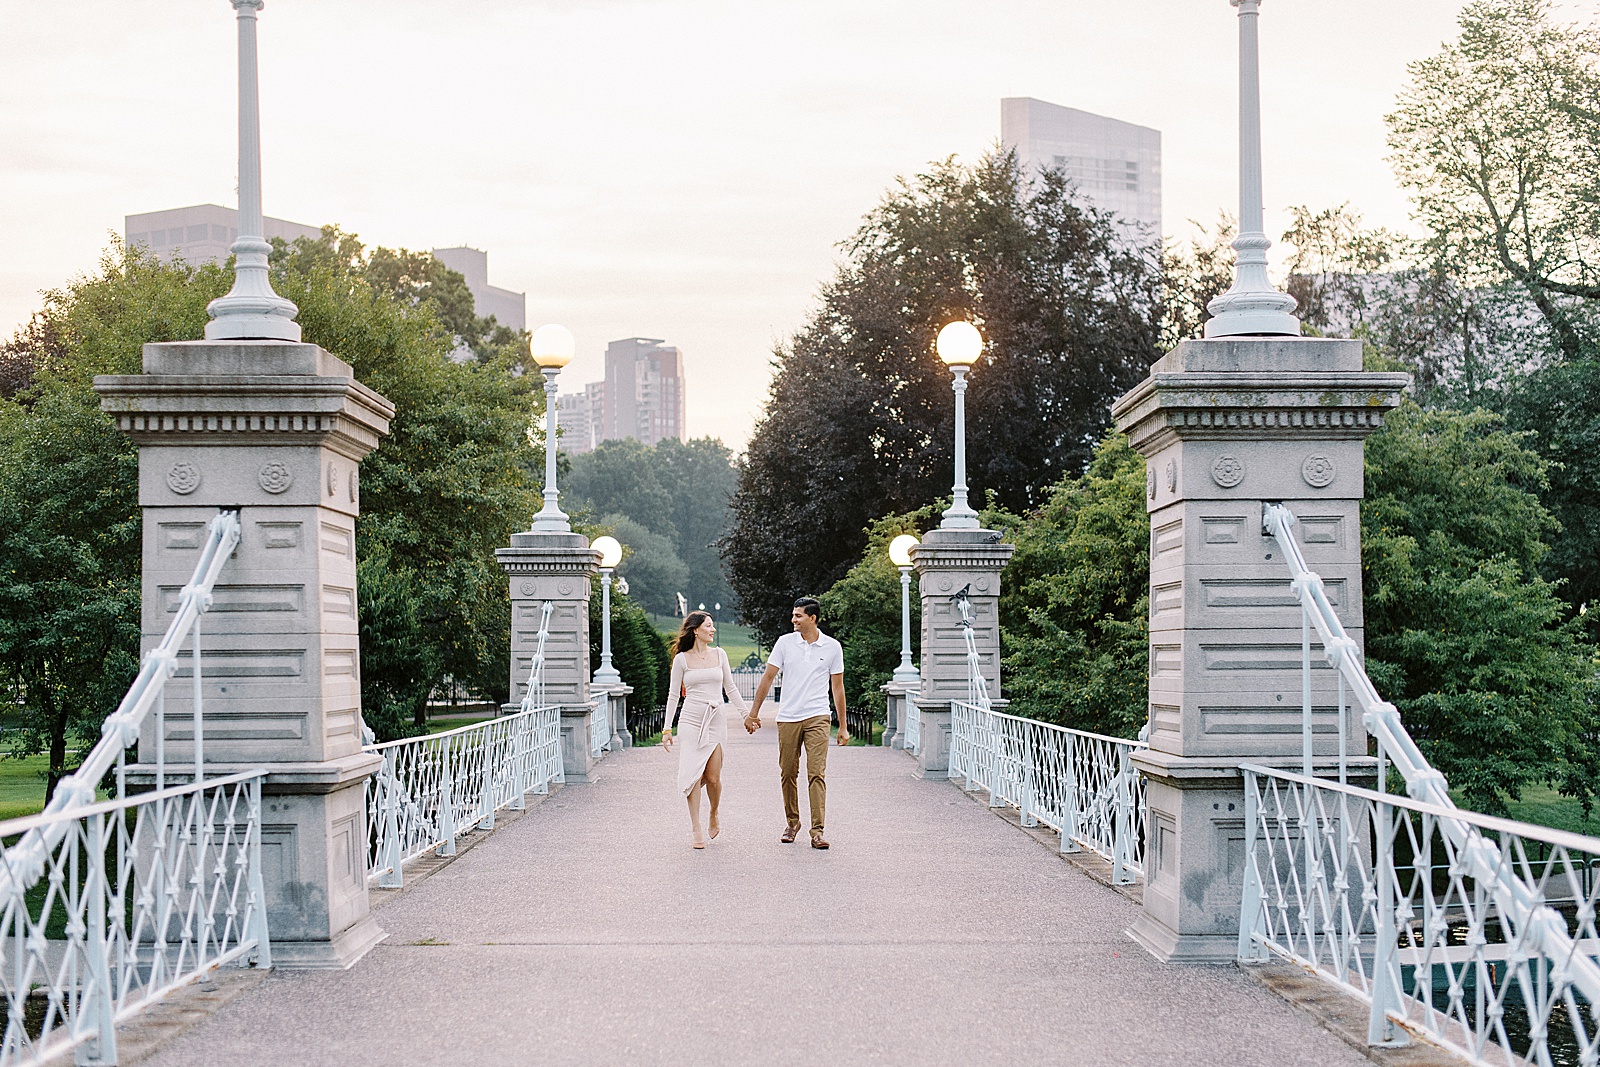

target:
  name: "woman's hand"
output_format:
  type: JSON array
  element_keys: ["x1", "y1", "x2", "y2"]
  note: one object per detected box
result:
[{"x1": 661, "y1": 727, "x2": 673, "y2": 752}]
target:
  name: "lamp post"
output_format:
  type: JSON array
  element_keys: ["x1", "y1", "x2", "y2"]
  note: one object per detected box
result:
[
  {"x1": 889, "y1": 534, "x2": 920, "y2": 683},
  {"x1": 591, "y1": 535, "x2": 623, "y2": 686},
  {"x1": 1203, "y1": 0, "x2": 1300, "y2": 338},
  {"x1": 936, "y1": 321, "x2": 984, "y2": 530},
  {"x1": 205, "y1": 0, "x2": 300, "y2": 341},
  {"x1": 529, "y1": 324, "x2": 575, "y2": 532}
]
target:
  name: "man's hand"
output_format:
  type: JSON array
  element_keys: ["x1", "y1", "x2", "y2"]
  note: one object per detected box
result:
[
  {"x1": 836, "y1": 722, "x2": 850, "y2": 746},
  {"x1": 743, "y1": 713, "x2": 761, "y2": 734}
]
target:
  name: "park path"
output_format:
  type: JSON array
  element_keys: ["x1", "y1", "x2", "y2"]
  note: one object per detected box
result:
[{"x1": 144, "y1": 721, "x2": 1369, "y2": 1067}]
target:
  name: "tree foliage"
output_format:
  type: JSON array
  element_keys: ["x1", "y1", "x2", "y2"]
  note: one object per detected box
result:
[
  {"x1": 598, "y1": 514, "x2": 688, "y2": 618},
  {"x1": 725, "y1": 151, "x2": 1162, "y2": 643},
  {"x1": 816, "y1": 507, "x2": 936, "y2": 720},
  {"x1": 1388, "y1": 0, "x2": 1600, "y2": 360},
  {"x1": 567, "y1": 436, "x2": 737, "y2": 613},
  {"x1": 998, "y1": 434, "x2": 1149, "y2": 738},
  {"x1": 1362, "y1": 403, "x2": 1598, "y2": 814},
  {"x1": 588, "y1": 590, "x2": 671, "y2": 714}
]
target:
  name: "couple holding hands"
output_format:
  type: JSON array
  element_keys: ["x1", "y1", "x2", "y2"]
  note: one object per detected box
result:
[{"x1": 661, "y1": 597, "x2": 848, "y2": 850}]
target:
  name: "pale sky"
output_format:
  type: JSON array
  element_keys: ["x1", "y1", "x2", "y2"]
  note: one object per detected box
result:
[{"x1": 1, "y1": 0, "x2": 1586, "y2": 448}]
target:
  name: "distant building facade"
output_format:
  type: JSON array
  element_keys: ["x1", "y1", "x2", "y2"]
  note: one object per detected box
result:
[
  {"x1": 431, "y1": 246, "x2": 526, "y2": 331},
  {"x1": 560, "y1": 338, "x2": 686, "y2": 455},
  {"x1": 604, "y1": 338, "x2": 685, "y2": 448},
  {"x1": 125, "y1": 204, "x2": 320, "y2": 265},
  {"x1": 1000, "y1": 97, "x2": 1162, "y2": 237},
  {"x1": 558, "y1": 381, "x2": 607, "y2": 455}
]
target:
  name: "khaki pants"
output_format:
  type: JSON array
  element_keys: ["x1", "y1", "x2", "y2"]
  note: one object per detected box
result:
[{"x1": 777, "y1": 715, "x2": 830, "y2": 832}]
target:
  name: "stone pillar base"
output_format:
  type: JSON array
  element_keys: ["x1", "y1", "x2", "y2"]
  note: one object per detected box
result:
[
  {"x1": 1129, "y1": 749, "x2": 1378, "y2": 964},
  {"x1": 561, "y1": 703, "x2": 598, "y2": 782},
  {"x1": 129, "y1": 753, "x2": 386, "y2": 970},
  {"x1": 600, "y1": 683, "x2": 633, "y2": 749},
  {"x1": 912, "y1": 701, "x2": 952, "y2": 778},
  {"x1": 880, "y1": 680, "x2": 909, "y2": 749}
]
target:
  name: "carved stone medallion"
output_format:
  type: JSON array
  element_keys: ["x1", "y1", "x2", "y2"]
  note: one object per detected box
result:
[
  {"x1": 556, "y1": 578, "x2": 577, "y2": 597},
  {"x1": 1165, "y1": 459, "x2": 1177, "y2": 492},
  {"x1": 519, "y1": 579, "x2": 538, "y2": 597},
  {"x1": 1210, "y1": 454, "x2": 1245, "y2": 488},
  {"x1": 166, "y1": 461, "x2": 201, "y2": 495},
  {"x1": 327, "y1": 461, "x2": 338, "y2": 496},
  {"x1": 1302, "y1": 453, "x2": 1336, "y2": 488},
  {"x1": 258, "y1": 461, "x2": 293, "y2": 495},
  {"x1": 1146, "y1": 466, "x2": 1156, "y2": 500},
  {"x1": 349, "y1": 469, "x2": 358, "y2": 502}
]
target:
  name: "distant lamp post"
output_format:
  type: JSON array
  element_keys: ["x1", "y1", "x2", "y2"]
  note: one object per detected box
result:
[
  {"x1": 205, "y1": 0, "x2": 300, "y2": 341},
  {"x1": 888, "y1": 534, "x2": 921, "y2": 683},
  {"x1": 936, "y1": 321, "x2": 984, "y2": 530},
  {"x1": 530, "y1": 324, "x2": 575, "y2": 532},
  {"x1": 591, "y1": 535, "x2": 623, "y2": 686},
  {"x1": 1203, "y1": 0, "x2": 1301, "y2": 338}
]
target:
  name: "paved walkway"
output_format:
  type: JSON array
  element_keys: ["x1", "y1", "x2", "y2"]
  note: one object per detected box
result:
[{"x1": 145, "y1": 723, "x2": 1370, "y2": 1066}]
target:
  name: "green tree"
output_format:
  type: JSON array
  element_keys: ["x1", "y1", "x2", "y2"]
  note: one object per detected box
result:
[
  {"x1": 1362, "y1": 403, "x2": 1599, "y2": 813},
  {"x1": 999, "y1": 434, "x2": 1149, "y2": 738},
  {"x1": 589, "y1": 591, "x2": 671, "y2": 714},
  {"x1": 817, "y1": 507, "x2": 936, "y2": 720},
  {"x1": 601, "y1": 514, "x2": 689, "y2": 617},
  {"x1": 0, "y1": 245, "x2": 223, "y2": 797},
  {"x1": 1387, "y1": 0, "x2": 1600, "y2": 361},
  {"x1": 725, "y1": 151, "x2": 1162, "y2": 644},
  {"x1": 567, "y1": 436, "x2": 738, "y2": 611}
]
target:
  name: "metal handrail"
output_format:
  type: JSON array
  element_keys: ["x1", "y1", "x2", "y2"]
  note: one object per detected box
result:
[
  {"x1": 1253, "y1": 503, "x2": 1600, "y2": 1039},
  {"x1": 0, "y1": 510, "x2": 240, "y2": 901}
]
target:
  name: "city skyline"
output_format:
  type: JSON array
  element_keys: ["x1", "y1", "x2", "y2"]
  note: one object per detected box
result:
[{"x1": 0, "y1": 0, "x2": 1512, "y2": 449}]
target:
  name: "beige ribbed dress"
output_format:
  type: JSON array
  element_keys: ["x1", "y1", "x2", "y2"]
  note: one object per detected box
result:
[{"x1": 663, "y1": 648, "x2": 749, "y2": 796}]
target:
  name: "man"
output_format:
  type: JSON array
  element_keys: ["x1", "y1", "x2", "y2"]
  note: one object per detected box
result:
[{"x1": 746, "y1": 597, "x2": 848, "y2": 849}]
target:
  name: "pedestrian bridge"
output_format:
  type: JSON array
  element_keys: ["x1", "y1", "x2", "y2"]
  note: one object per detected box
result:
[{"x1": 133, "y1": 725, "x2": 1367, "y2": 1067}]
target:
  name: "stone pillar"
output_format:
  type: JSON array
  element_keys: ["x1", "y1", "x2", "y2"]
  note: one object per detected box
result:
[
  {"x1": 880, "y1": 680, "x2": 907, "y2": 748},
  {"x1": 601, "y1": 682, "x2": 633, "y2": 749},
  {"x1": 94, "y1": 340, "x2": 394, "y2": 969},
  {"x1": 496, "y1": 532, "x2": 602, "y2": 781},
  {"x1": 1112, "y1": 337, "x2": 1406, "y2": 962},
  {"x1": 908, "y1": 529, "x2": 1014, "y2": 778}
]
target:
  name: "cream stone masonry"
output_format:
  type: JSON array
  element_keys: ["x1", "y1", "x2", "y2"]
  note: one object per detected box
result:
[
  {"x1": 908, "y1": 528, "x2": 1014, "y2": 778},
  {"x1": 1112, "y1": 336, "x2": 1407, "y2": 963},
  {"x1": 94, "y1": 339, "x2": 394, "y2": 969},
  {"x1": 497, "y1": 531, "x2": 604, "y2": 782}
]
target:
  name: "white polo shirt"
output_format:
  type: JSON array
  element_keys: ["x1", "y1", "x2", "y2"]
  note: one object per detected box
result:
[{"x1": 767, "y1": 631, "x2": 844, "y2": 723}]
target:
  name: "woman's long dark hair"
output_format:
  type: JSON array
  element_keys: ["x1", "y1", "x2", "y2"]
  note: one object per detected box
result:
[{"x1": 674, "y1": 611, "x2": 711, "y2": 654}]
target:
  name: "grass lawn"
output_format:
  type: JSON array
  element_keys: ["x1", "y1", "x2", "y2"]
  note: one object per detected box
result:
[
  {"x1": 1501, "y1": 783, "x2": 1600, "y2": 838},
  {"x1": 0, "y1": 752, "x2": 54, "y2": 821}
]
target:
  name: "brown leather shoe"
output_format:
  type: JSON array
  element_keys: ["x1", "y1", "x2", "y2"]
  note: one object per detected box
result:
[
  {"x1": 780, "y1": 824, "x2": 800, "y2": 844},
  {"x1": 810, "y1": 830, "x2": 830, "y2": 850}
]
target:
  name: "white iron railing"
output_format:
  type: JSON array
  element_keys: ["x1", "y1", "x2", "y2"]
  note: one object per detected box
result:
[
  {"x1": 944, "y1": 589, "x2": 1149, "y2": 884},
  {"x1": 1238, "y1": 503, "x2": 1600, "y2": 1063},
  {"x1": 728, "y1": 667, "x2": 764, "y2": 702},
  {"x1": 0, "y1": 510, "x2": 271, "y2": 1066},
  {"x1": 363, "y1": 602, "x2": 561, "y2": 888},
  {"x1": 950, "y1": 702, "x2": 1147, "y2": 884}
]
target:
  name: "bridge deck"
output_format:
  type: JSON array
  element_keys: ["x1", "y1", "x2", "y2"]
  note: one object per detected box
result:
[{"x1": 145, "y1": 724, "x2": 1368, "y2": 1066}]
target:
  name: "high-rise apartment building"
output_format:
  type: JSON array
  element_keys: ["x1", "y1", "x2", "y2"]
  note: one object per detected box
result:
[
  {"x1": 431, "y1": 246, "x2": 526, "y2": 331},
  {"x1": 602, "y1": 338, "x2": 685, "y2": 448},
  {"x1": 557, "y1": 382, "x2": 607, "y2": 455},
  {"x1": 125, "y1": 204, "x2": 320, "y2": 265},
  {"x1": 1000, "y1": 98, "x2": 1162, "y2": 236}
]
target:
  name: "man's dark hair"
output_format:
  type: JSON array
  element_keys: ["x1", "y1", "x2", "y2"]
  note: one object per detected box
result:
[{"x1": 793, "y1": 597, "x2": 821, "y2": 620}]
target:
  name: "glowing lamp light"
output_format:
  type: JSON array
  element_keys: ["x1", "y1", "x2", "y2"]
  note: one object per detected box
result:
[
  {"x1": 936, "y1": 321, "x2": 984, "y2": 367},
  {"x1": 592, "y1": 535, "x2": 622, "y2": 569},
  {"x1": 888, "y1": 533, "x2": 919, "y2": 568},
  {"x1": 530, "y1": 323, "x2": 576, "y2": 369}
]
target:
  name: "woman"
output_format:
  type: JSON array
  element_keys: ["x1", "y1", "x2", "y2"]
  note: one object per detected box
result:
[{"x1": 662, "y1": 611, "x2": 748, "y2": 848}]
